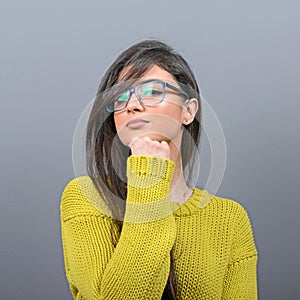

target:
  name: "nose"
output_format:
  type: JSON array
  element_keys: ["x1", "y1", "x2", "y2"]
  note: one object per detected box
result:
[{"x1": 126, "y1": 91, "x2": 144, "y2": 112}]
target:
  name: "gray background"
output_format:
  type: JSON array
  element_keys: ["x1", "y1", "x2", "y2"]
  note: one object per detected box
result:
[{"x1": 1, "y1": 0, "x2": 299, "y2": 299}]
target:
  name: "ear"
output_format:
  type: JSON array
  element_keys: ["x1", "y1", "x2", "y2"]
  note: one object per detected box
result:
[{"x1": 182, "y1": 98, "x2": 199, "y2": 125}]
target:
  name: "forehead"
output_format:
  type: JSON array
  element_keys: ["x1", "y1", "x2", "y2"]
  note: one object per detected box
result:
[{"x1": 118, "y1": 64, "x2": 176, "y2": 83}]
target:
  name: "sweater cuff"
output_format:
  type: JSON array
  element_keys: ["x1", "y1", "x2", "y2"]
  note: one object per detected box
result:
[
  {"x1": 125, "y1": 156, "x2": 175, "y2": 223},
  {"x1": 127, "y1": 155, "x2": 175, "y2": 189}
]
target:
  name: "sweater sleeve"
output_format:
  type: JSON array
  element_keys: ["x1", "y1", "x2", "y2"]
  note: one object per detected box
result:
[
  {"x1": 221, "y1": 204, "x2": 258, "y2": 300},
  {"x1": 60, "y1": 156, "x2": 177, "y2": 300}
]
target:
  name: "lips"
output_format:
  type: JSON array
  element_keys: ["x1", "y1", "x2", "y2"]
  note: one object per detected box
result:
[{"x1": 126, "y1": 119, "x2": 149, "y2": 129}]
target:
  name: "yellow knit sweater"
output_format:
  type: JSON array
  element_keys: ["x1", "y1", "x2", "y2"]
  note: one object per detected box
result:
[{"x1": 60, "y1": 156, "x2": 258, "y2": 299}]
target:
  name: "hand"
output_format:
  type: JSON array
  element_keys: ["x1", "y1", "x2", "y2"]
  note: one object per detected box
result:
[{"x1": 129, "y1": 136, "x2": 171, "y2": 160}]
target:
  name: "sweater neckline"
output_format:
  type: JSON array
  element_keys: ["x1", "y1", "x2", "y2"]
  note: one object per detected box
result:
[{"x1": 171, "y1": 188, "x2": 213, "y2": 217}]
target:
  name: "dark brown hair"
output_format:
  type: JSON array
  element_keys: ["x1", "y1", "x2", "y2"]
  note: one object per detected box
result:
[{"x1": 86, "y1": 40, "x2": 202, "y2": 299}]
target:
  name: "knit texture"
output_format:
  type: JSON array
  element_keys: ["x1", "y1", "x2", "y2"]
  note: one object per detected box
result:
[{"x1": 60, "y1": 156, "x2": 258, "y2": 299}]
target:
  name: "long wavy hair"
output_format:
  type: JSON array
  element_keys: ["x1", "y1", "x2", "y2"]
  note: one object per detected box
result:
[{"x1": 86, "y1": 40, "x2": 202, "y2": 299}]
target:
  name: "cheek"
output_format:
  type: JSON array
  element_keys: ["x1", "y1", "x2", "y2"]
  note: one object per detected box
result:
[
  {"x1": 145, "y1": 114, "x2": 184, "y2": 141},
  {"x1": 114, "y1": 114, "x2": 131, "y2": 146},
  {"x1": 157, "y1": 105, "x2": 185, "y2": 125},
  {"x1": 114, "y1": 113, "x2": 126, "y2": 133}
]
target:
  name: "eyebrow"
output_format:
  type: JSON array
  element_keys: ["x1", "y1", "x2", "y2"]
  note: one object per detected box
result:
[{"x1": 138, "y1": 78, "x2": 163, "y2": 84}]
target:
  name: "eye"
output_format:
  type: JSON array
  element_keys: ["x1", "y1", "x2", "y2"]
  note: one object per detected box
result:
[
  {"x1": 141, "y1": 83, "x2": 163, "y2": 98},
  {"x1": 116, "y1": 92, "x2": 129, "y2": 102}
]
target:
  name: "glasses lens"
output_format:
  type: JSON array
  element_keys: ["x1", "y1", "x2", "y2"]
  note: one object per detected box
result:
[
  {"x1": 111, "y1": 91, "x2": 128, "y2": 111},
  {"x1": 139, "y1": 82, "x2": 164, "y2": 104}
]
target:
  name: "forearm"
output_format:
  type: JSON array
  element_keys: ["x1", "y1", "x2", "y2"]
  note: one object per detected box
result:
[
  {"x1": 61, "y1": 156, "x2": 177, "y2": 299},
  {"x1": 100, "y1": 216, "x2": 176, "y2": 299}
]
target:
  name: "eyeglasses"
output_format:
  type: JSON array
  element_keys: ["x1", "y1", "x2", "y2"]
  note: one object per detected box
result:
[{"x1": 106, "y1": 80, "x2": 189, "y2": 112}]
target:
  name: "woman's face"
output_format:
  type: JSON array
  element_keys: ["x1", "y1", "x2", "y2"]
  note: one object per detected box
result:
[{"x1": 114, "y1": 65, "x2": 189, "y2": 147}]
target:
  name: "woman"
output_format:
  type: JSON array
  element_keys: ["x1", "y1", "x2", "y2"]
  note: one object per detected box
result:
[{"x1": 60, "y1": 40, "x2": 258, "y2": 299}]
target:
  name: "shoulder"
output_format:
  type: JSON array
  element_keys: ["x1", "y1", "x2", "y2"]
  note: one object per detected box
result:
[
  {"x1": 194, "y1": 189, "x2": 255, "y2": 232},
  {"x1": 210, "y1": 193, "x2": 251, "y2": 220},
  {"x1": 195, "y1": 190, "x2": 258, "y2": 258},
  {"x1": 217, "y1": 197, "x2": 258, "y2": 262},
  {"x1": 208, "y1": 193, "x2": 257, "y2": 255},
  {"x1": 194, "y1": 188, "x2": 251, "y2": 220},
  {"x1": 60, "y1": 176, "x2": 112, "y2": 222}
]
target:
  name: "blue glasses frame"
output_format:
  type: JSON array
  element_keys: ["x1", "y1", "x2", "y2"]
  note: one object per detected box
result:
[{"x1": 106, "y1": 80, "x2": 189, "y2": 112}]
